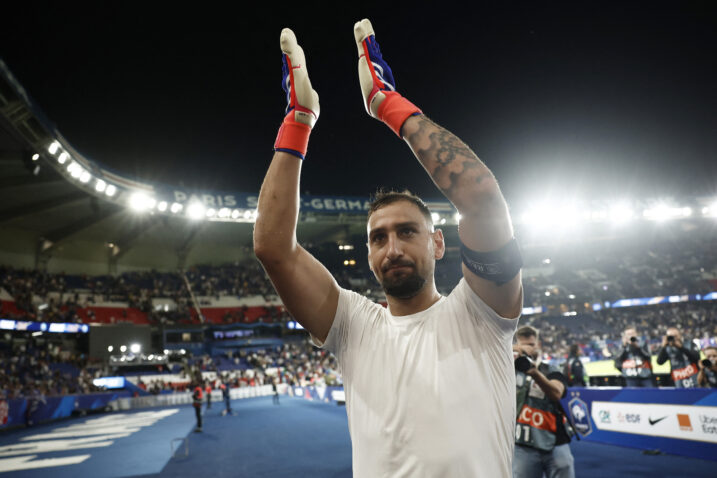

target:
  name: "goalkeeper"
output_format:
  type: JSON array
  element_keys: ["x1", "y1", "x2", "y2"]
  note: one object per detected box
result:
[{"x1": 255, "y1": 19, "x2": 522, "y2": 477}]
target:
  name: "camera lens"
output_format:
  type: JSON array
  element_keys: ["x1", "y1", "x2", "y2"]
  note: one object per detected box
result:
[
  {"x1": 702, "y1": 359, "x2": 712, "y2": 367},
  {"x1": 667, "y1": 336, "x2": 675, "y2": 342},
  {"x1": 630, "y1": 337, "x2": 637, "y2": 343},
  {"x1": 515, "y1": 355, "x2": 534, "y2": 373}
]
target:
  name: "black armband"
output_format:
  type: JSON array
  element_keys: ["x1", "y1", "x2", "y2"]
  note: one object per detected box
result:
[{"x1": 460, "y1": 237, "x2": 523, "y2": 285}]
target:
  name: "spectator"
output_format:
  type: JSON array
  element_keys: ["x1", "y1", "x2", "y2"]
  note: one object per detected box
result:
[{"x1": 656, "y1": 327, "x2": 701, "y2": 388}]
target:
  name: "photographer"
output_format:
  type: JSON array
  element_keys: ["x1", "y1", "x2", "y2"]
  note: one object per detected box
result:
[
  {"x1": 614, "y1": 327, "x2": 653, "y2": 387},
  {"x1": 513, "y1": 326, "x2": 574, "y2": 478},
  {"x1": 656, "y1": 327, "x2": 700, "y2": 388},
  {"x1": 697, "y1": 346, "x2": 717, "y2": 388}
]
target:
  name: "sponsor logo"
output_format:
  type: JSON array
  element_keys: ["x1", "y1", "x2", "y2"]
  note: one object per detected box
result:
[
  {"x1": 649, "y1": 416, "x2": 667, "y2": 426},
  {"x1": 699, "y1": 415, "x2": 717, "y2": 435},
  {"x1": 568, "y1": 397, "x2": 592, "y2": 436},
  {"x1": 672, "y1": 364, "x2": 698, "y2": 381},
  {"x1": 617, "y1": 412, "x2": 641, "y2": 424},
  {"x1": 517, "y1": 404, "x2": 557, "y2": 432},
  {"x1": 677, "y1": 414, "x2": 693, "y2": 431},
  {"x1": 599, "y1": 410, "x2": 611, "y2": 424}
]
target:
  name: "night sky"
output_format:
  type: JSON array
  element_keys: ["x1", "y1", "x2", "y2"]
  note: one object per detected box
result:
[{"x1": 2, "y1": 2, "x2": 716, "y2": 207}]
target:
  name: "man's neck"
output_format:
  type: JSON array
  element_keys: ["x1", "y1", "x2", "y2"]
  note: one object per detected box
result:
[{"x1": 385, "y1": 283, "x2": 442, "y2": 317}]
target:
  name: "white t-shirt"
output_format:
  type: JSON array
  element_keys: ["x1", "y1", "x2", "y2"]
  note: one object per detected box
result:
[{"x1": 313, "y1": 278, "x2": 519, "y2": 478}]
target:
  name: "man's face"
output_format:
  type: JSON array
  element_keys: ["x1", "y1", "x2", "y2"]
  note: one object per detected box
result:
[
  {"x1": 667, "y1": 328, "x2": 682, "y2": 341},
  {"x1": 367, "y1": 200, "x2": 444, "y2": 299},
  {"x1": 516, "y1": 335, "x2": 539, "y2": 359},
  {"x1": 705, "y1": 348, "x2": 717, "y2": 363},
  {"x1": 624, "y1": 328, "x2": 637, "y2": 341}
]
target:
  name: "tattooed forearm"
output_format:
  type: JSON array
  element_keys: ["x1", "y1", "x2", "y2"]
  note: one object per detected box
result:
[{"x1": 404, "y1": 116, "x2": 495, "y2": 205}]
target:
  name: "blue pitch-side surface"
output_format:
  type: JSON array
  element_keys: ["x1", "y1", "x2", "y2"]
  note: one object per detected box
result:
[{"x1": 0, "y1": 397, "x2": 714, "y2": 477}]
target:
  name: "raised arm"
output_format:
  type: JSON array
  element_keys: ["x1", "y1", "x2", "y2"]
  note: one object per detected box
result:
[
  {"x1": 353, "y1": 19, "x2": 521, "y2": 318},
  {"x1": 253, "y1": 29, "x2": 339, "y2": 343}
]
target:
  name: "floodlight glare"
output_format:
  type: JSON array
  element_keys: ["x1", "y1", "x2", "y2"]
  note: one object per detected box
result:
[
  {"x1": 129, "y1": 192, "x2": 156, "y2": 212},
  {"x1": 170, "y1": 202, "x2": 183, "y2": 213},
  {"x1": 107, "y1": 345, "x2": 113, "y2": 352},
  {"x1": 70, "y1": 167, "x2": 83, "y2": 179},
  {"x1": 95, "y1": 179, "x2": 107, "y2": 192},
  {"x1": 206, "y1": 208, "x2": 217, "y2": 217},
  {"x1": 243, "y1": 210, "x2": 252, "y2": 219},
  {"x1": 609, "y1": 203, "x2": 633, "y2": 224},
  {"x1": 231, "y1": 209, "x2": 241, "y2": 219},
  {"x1": 32, "y1": 153, "x2": 39, "y2": 161},
  {"x1": 130, "y1": 343, "x2": 141, "y2": 354},
  {"x1": 157, "y1": 201, "x2": 168, "y2": 212},
  {"x1": 105, "y1": 184, "x2": 117, "y2": 197},
  {"x1": 431, "y1": 212, "x2": 440, "y2": 223},
  {"x1": 218, "y1": 208, "x2": 231, "y2": 218},
  {"x1": 48, "y1": 141, "x2": 60, "y2": 154},
  {"x1": 79, "y1": 171, "x2": 91, "y2": 183},
  {"x1": 454, "y1": 213, "x2": 462, "y2": 222},
  {"x1": 120, "y1": 345, "x2": 127, "y2": 352},
  {"x1": 187, "y1": 202, "x2": 206, "y2": 220},
  {"x1": 58, "y1": 152, "x2": 68, "y2": 164}
]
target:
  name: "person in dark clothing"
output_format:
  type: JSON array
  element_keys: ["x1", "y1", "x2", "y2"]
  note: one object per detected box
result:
[
  {"x1": 697, "y1": 346, "x2": 717, "y2": 388},
  {"x1": 614, "y1": 327, "x2": 653, "y2": 387},
  {"x1": 205, "y1": 381, "x2": 212, "y2": 409},
  {"x1": 564, "y1": 344, "x2": 587, "y2": 387},
  {"x1": 220, "y1": 381, "x2": 232, "y2": 416},
  {"x1": 656, "y1": 327, "x2": 701, "y2": 388},
  {"x1": 192, "y1": 384, "x2": 203, "y2": 432},
  {"x1": 272, "y1": 379, "x2": 280, "y2": 405}
]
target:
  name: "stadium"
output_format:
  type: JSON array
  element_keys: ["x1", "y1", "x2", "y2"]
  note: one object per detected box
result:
[{"x1": 1, "y1": 4, "x2": 717, "y2": 478}]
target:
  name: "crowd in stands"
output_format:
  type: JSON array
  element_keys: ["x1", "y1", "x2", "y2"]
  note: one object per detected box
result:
[{"x1": 0, "y1": 335, "x2": 103, "y2": 400}]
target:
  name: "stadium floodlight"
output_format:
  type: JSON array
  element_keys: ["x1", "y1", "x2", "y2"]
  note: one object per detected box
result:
[
  {"x1": 163, "y1": 349, "x2": 169, "y2": 354},
  {"x1": 32, "y1": 153, "x2": 39, "y2": 161},
  {"x1": 130, "y1": 343, "x2": 141, "y2": 354},
  {"x1": 107, "y1": 345, "x2": 113, "y2": 352},
  {"x1": 568, "y1": 294, "x2": 576, "y2": 299},
  {"x1": 70, "y1": 166, "x2": 83, "y2": 179},
  {"x1": 231, "y1": 209, "x2": 241, "y2": 219},
  {"x1": 170, "y1": 202, "x2": 183, "y2": 213},
  {"x1": 218, "y1": 207, "x2": 231, "y2": 218},
  {"x1": 609, "y1": 203, "x2": 634, "y2": 225},
  {"x1": 431, "y1": 212, "x2": 440, "y2": 223},
  {"x1": 58, "y1": 152, "x2": 68, "y2": 164},
  {"x1": 243, "y1": 210, "x2": 252, "y2": 219},
  {"x1": 643, "y1": 204, "x2": 689, "y2": 221},
  {"x1": 95, "y1": 179, "x2": 107, "y2": 192},
  {"x1": 129, "y1": 192, "x2": 156, "y2": 212},
  {"x1": 206, "y1": 208, "x2": 217, "y2": 217},
  {"x1": 120, "y1": 345, "x2": 127, "y2": 353},
  {"x1": 157, "y1": 201, "x2": 168, "y2": 212},
  {"x1": 79, "y1": 171, "x2": 91, "y2": 183},
  {"x1": 454, "y1": 213, "x2": 462, "y2": 222},
  {"x1": 187, "y1": 202, "x2": 206, "y2": 220},
  {"x1": 48, "y1": 141, "x2": 60, "y2": 155},
  {"x1": 105, "y1": 184, "x2": 117, "y2": 197}
]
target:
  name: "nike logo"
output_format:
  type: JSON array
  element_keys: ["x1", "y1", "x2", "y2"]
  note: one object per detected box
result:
[{"x1": 649, "y1": 416, "x2": 667, "y2": 425}]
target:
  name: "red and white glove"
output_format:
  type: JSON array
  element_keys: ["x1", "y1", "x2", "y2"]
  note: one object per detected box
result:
[
  {"x1": 354, "y1": 19, "x2": 422, "y2": 137},
  {"x1": 274, "y1": 28, "x2": 320, "y2": 160}
]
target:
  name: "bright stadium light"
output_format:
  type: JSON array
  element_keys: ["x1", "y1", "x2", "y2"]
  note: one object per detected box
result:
[
  {"x1": 58, "y1": 152, "x2": 68, "y2": 164},
  {"x1": 129, "y1": 192, "x2": 156, "y2": 212},
  {"x1": 187, "y1": 202, "x2": 206, "y2": 220},
  {"x1": 243, "y1": 210, "x2": 252, "y2": 219},
  {"x1": 120, "y1": 345, "x2": 127, "y2": 353},
  {"x1": 105, "y1": 184, "x2": 117, "y2": 197},
  {"x1": 231, "y1": 209, "x2": 241, "y2": 219},
  {"x1": 48, "y1": 141, "x2": 60, "y2": 154},
  {"x1": 206, "y1": 208, "x2": 217, "y2": 218},
  {"x1": 130, "y1": 343, "x2": 141, "y2": 354},
  {"x1": 157, "y1": 201, "x2": 168, "y2": 212},
  {"x1": 454, "y1": 213, "x2": 462, "y2": 222},
  {"x1": 79, "y1": 171, "x2": 91, "y2": 183},
  {"x1": 609, "y1": 203, "x2": 634, "y2": 225},
  {"x1": 643, "y1": 204, "x2": 689, "y2": 221},
  {"x1": 170, "y1": 202, "x2": 183, "y2": 214},
  {"x1": 431, "y1": 212, "x2": 440, "y2": 223},
  {"x1": 70, "y1": 166, "x2": 83, "y2": 179},
  {"x1": 218, "y1": 208, "x2": 231, "y2": 218},
  {"x1": 107, "y1": 345, "x2": 113, "y2": 352},
  {"x1": 32, "y1": 153, "x2": 40, "y2": 161},
  {"x1": 95, "y1": 179, "x2": 107, "y2": 192}
]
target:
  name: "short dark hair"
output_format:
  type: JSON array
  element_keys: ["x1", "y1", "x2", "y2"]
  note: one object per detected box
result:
[
  {"x1": 516, "y1": 325, "x2": 539, "y2": 340},
  {"x1": 367, "y1": 189, "x2": 433, "y2": 227}
]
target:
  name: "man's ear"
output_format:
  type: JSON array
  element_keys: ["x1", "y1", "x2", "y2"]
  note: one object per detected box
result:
[{"x1": 433, "y1": 229, "x2": 445, "y2": 260}]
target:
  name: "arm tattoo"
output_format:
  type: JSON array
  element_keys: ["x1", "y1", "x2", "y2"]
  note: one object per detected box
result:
[{"x1": 406, "y1": 116, "x2": 494, "y2": 201}]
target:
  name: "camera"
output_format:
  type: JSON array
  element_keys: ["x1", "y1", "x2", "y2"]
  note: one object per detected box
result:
[
  {"x1": 702, "y1": 359, "x2": 713, "y2": 368},
  {"x1": 630, "y1": 337, "x2": 638, "y2": 343},
  {"x1": 667, "y1": 335, "x2": 675, "y2": 342},
  {"x1": 515, "y1": 354, "x2": 534, "y2": 373}
]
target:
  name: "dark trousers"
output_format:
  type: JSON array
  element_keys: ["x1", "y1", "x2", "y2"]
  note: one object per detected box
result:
[
  {"x1": 194, "y1": 405, "x2": 202, "y2": 428},
  {"x1": 625, "y1": 377, "x2": 653, "y2": 387}
]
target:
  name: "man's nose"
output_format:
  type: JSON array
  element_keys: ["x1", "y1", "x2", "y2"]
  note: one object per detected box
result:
[{"x1": 386, "y1": 233, "x2": 403, "y2": 259}]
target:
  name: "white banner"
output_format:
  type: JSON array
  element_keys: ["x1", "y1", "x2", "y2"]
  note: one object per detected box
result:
[{"x1": 591, "y1": 401, "x2": 717, "y2": 444}]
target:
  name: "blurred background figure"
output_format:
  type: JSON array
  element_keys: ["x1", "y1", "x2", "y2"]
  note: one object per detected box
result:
[
  {"x1": 564, "y1": 344, "x2": 587, "y2": 387},
  {"x1": 697, "y1": 346, "x2": 717, "y2": 388},
  {"x1": 657, "y1": 327, "x2": 701, "y2": 388},
  {"x1": 614, "y1": 327, "x2": 653, "y2": 387}
]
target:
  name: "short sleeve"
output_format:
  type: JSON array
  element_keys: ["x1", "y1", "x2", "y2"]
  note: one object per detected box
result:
[
  {"x1": 454, "y1": 278, "x2": 520, "y2": 340},
  {"x1": 309, "y1": 287, "x2": 365, "y2": 358}
]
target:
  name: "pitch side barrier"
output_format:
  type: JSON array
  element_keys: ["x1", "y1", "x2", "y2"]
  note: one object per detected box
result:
[
  {"x1": 563, "y1": 387, "x2": 717, "y2": 461},
  {"x1": 113, "y1": 384, "x2": 275, "y2": 411},
  {"x1": 0, "y1": 391, "x2": 129, "y2": 430}
]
